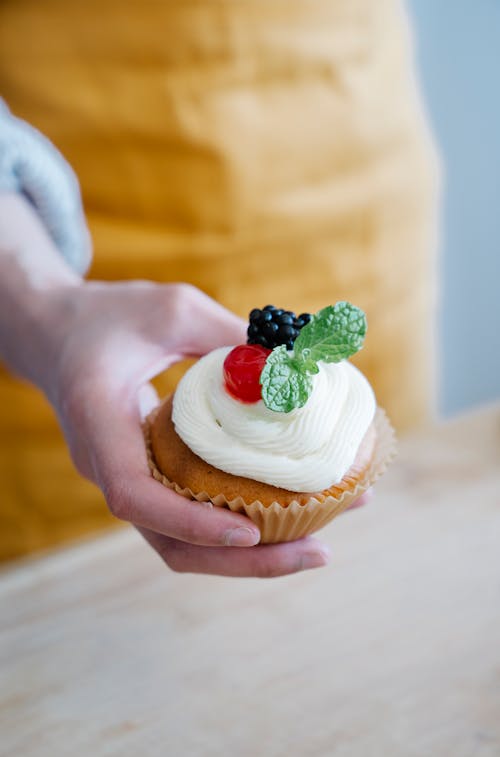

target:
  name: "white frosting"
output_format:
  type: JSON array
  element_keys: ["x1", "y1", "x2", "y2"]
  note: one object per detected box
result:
[{"x1": 172, "y1": 347, "x2": 376, "y2": 492}]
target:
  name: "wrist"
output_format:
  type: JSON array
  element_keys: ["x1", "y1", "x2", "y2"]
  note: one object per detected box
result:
[{"x1": 0, "y1": 193, "x2": 84, "y2": 396}]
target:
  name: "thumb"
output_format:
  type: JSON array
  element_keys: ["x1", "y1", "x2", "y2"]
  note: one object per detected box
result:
[{"x1": 160, "y1": 284, "x2": 246, "y2": 356}]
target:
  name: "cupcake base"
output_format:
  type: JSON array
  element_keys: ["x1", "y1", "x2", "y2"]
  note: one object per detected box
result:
[{"x1": 144, "y1": 397, "x2": 396, "y2": 543}]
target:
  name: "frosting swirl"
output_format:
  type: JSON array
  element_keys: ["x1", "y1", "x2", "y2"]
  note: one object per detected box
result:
[{"x1": 172, "y1": 347, "x2": 376, "y2": 492}]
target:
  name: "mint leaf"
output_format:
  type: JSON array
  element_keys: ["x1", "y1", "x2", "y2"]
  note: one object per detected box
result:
[
  {"x1": 259, "y1": 301, "x2": 366, "y2": 413},
  {"x1": 294, "y1": 301, "x2": 366, "y2": 364},
  {"x1": 260, "y1": 346, "x2": 313, "y2": 413}
]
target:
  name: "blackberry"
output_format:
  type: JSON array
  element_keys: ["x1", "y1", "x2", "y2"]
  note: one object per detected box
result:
[{"x1": 246, "y1": 305, "x2": 312, "y2": 350}]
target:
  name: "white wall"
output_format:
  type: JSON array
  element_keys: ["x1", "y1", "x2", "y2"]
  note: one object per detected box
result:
[{"x1": 407, "y1": 0, "x2": 500, "y2": 415}]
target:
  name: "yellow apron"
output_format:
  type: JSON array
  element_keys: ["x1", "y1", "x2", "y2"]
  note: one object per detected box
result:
[{"x1": 0, "y1": 0, "x2": 439, "y2": 560}]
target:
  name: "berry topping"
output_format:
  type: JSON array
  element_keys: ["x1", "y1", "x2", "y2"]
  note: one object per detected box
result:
[
  {"x1": 246, "y1": 305, "x2": 312, "y2": 350},
  {"x1": 223, "y1": 344, "x2": 271, "y2": 403}
]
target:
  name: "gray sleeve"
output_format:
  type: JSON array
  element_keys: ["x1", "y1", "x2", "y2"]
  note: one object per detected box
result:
[{"x1": 0, "y1": 100, "x2": 92, "y2": 275}]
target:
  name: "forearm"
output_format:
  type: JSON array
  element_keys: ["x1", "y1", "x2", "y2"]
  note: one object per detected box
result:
[{"x1": 0, "y1": 192, "x2": 82, "y2": 397}]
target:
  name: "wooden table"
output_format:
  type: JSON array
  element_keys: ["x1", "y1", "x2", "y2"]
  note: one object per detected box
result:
[{"x1": 1, "y1": 405, "x2": 499, "y2": 757}]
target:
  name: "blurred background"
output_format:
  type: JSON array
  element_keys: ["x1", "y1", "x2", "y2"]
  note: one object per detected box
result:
[
  {"x1": 408, "y1": 0, "x2": 500, "y2": 416},
  {"x1": 1, "y1": 1, "x2": 499, "y2": 564}
]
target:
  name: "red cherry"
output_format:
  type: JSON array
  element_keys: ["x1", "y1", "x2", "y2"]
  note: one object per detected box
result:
[{"x1": 223, "y1": 344, "x2": 271, "y2": 403}]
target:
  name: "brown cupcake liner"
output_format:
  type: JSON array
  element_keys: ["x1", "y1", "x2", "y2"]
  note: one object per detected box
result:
[{"x1": 144, "y1": 407, "x2": 396, "y2": 543}]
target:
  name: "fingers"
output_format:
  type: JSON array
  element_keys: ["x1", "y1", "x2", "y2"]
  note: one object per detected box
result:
[
  {"x1": 87, "y1": 398, "x2": 261, "y2": 547},
  {"x1": 107, "y1": 475, "x2": 261, "y2": 548},
  {"x1": 157, "y1": 283, "x2": 246, "y2": 356},
  {"x1": 139, "y1": 528, "x2": 332, "y2": 578}
]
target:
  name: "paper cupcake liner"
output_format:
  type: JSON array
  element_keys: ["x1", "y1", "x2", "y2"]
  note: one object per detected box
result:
[{"x1": 144, "y1": 407, "x2": 396, "y2": 544}]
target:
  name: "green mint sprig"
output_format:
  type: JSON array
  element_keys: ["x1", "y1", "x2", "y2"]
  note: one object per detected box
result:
[{"x1": 260, "y1": 302, "x2": 367, "y2": 413}]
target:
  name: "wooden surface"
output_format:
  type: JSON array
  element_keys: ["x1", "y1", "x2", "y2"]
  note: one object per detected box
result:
[{"x1": 1, "y1": 404, "x2": 499, "y2": 757}]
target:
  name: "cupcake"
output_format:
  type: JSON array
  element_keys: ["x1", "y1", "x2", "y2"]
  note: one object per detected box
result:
[{"x1": 145, "y1": 302, "x2": 395, "y2": 543}]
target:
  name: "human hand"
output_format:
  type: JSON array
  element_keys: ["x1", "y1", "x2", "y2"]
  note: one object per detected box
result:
[
  {"x1": 0, "y1": 196, "x2": 368, "y2": 578},
  {"x1": 37, "y1": 279, "x2": 350, "y2": 577}
]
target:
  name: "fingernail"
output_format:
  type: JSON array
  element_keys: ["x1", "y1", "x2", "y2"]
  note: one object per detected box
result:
[
  {"x1": 224, "y1": 527, "x2": 260, "y2": 547},
  {"x1": 300, "y1": 546, "x2": 331, "y2": 571}
]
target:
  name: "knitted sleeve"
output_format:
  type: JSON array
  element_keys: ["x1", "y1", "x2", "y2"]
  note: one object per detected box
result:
[{"x1": 0, "y1": 100, "x2": 92, "y2": 275}]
